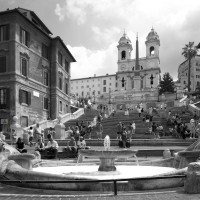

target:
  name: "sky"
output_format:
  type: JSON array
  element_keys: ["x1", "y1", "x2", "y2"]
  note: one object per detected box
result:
[{"x1": 1, "y1": 0, "x2": 200, "y2": 81}]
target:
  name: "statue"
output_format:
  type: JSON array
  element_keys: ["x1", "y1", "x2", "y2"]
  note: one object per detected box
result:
[{"x1": 104, "y1": 135, "x2": 110, "y2": 151}]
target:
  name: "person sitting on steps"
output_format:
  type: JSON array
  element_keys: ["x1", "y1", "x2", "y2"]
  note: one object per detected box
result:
[
  {"x1": 45, "y1": 134, "x2": 58, "y2": 159},
  {"x1": 16, "y1": 137, "x2": 27, "y2": 153}
]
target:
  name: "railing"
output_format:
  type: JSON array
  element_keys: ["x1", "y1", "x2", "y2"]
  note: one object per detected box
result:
[
  {"x1": 0, "y1": 174, "x2": 186, "y2": 196},
  {"x1": 23, "y1": 108, "x2": 84, "y2": 131}
]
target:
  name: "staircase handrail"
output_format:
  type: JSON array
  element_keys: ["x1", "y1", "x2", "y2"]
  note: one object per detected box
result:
[{"x1": 23, "y1": 108, "x2": 84, "y2": 132}]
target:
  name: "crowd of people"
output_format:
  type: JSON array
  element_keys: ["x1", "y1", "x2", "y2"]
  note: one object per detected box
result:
[
  {"x1": 116, "y1": 121, "x2": 136, "y2": 148},
  {"x1": 166, "y1": 111, "x2": 200, "y2": 139},
  {"x1": 3, "y1": 100, "x2": 200, "y2": 159}
]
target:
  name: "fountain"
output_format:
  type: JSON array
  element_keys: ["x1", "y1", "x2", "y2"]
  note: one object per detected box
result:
[
  {"x1": 0, "y1": 135, "x2": 186, "y2": 192},
  {"x1": 79, "y1": 135, "x2": 138, "y2": 171}
]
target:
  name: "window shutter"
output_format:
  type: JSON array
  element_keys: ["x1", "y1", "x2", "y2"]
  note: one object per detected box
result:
[
  {"x1": 26, "y1": 32, "x2": 30, "y2": 47},
  {"x1": 47, "y1": 72, "x2": 49, "y2": 86},
  {"x1": 6, "y1": 88, "x2": 10, "y2": 109},
  {"x1": 28, "y1": 92, "x2": 31, "y2": 105},
  {"x1": 20, "y1": 27, "x2": 22, "y2": 43},
  {"x1": 19, "y1": 89, "x2": 22, "y2": 104},
  {"x1": 6, "y1": 24, "x2": 9, "y2": 40}
]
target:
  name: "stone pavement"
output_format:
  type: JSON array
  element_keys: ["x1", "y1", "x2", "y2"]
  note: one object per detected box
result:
[
  {"x1": 0, "y1": 185, "x2": 200, "y2": 200},
  {"x1": 0, "y1": 144, "x2": 195, "y2": 199}
]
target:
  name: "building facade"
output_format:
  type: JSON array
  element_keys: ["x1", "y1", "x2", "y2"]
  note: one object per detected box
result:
[
  {"x1": 0, "y1": 8, "x2": 76, "y2": 132},
  {"x1": 71, "y1": 28, "x2": 161, "y2": 101},
  {"x1": 178, "y1": 56, "x2": 200, "y2": 91}
]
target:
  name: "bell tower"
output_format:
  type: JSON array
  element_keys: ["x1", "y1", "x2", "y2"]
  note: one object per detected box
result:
[
  {"x1": 145, "y1": 28, "x2": 160, "y2": 58},
  {"x1": 117, "y1": 32, "x2": 132, "y2": 72}
]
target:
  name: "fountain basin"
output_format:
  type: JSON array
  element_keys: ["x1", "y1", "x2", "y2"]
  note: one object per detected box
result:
[
  {"x1": 3, "y1": 160, "x2": 184, "y2": 191},
  {"x1": 79, "y1": 149, "x2": 137, "y2": 171}
]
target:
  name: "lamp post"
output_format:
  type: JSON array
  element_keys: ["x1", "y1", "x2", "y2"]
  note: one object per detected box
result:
[
  {"x1": 157, "y1": 86, "x2": 161, "y2": 102},
  {"x1": 108, "y1": 88, "x2": 111, "y2": 104},
  {"x1": 89, "y1": 88, "x2": 91, "y2": 99},
  {"x1": 93, "y1": 90, "x2": 95, "y2": 104}
]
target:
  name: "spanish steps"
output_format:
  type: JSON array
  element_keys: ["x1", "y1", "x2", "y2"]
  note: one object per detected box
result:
[{"x1": 63, "y1": 106, "x2": 195, "y2": 147}]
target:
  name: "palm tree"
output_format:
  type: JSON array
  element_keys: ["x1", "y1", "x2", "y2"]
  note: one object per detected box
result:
[{"x1": 182, "y1": 42, "x2": 198, "y2": 92}]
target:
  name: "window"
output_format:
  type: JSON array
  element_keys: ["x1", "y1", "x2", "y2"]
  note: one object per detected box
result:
[
  {"x1": 42, "y1": 43, "x2": 49, "y2": 59},
  {"x1": 0, "y1": 88, "x2": 9, "y2": 109},
  {"x1": 58, "y1": 51, "x2": 62, "y2": 66},
  {"x1": 59, "y1": 101, "x2": 62, "y2": 112},
  {"x1": 43, "y1": 70, "x2": 49, "y2": 86},
  {"x1": 98, "y1": 91, "x2": 100, "y2": 94},
  {"x1": 0, "y1": 24, "x2": 9, "y2": 41},
  {"x1": 103, "y1": 80, "x2": 106, "y2": 85},
  {"x1": 82, "y1": 91, "x2": 84, "y2": 96},
  {"x1": 121, "y1": 51, "x2": 126, "y2": 60},
  {"x1": 65, "y1": 83, "x2": 68, "y2": 94},
  {"x1": 150, "y1": 46, "x2": 155, "y2": 56},
  {"x1": 65, "y1": 60, "x2": 69, "y2": 73},
  {"x1": 43, "y1": 97, "x2": 49, "y2": 110},
  {"x1": 59, "y1": 77, "x2": 62, "y2": 90},
  {"x1": 19, "y1": 89, "x2": 31, "y2": 105},
  {"x1": 21, "y1": 116, "x2": 28, "y2": 128},
  {"x1": 110, "y1": 83, "x2": 112, "y2": 86},
  {"x1": 20, "y1": 27, "x2": 30, "y2": 47},
  {"x1": 0, "y1": 56, "x2": 6, "y2": 73},
  {"x1": 122, "y1": 77, "x2": 125, "y2": 87},
  {"x1": 21, "y1": 58, "x2": 27, "y2": 76},
  {"x1": 103, "y1": 87, "x2": 106, "y2": 92}
]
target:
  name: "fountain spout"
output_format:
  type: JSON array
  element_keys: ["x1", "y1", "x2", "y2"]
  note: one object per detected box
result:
[{"x1": 104, "y1": 135, "x2": 110, "y2": 151}]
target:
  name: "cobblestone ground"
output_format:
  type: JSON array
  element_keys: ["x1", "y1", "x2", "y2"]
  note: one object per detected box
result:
[{"x1": 0, "y1": 185, "x2": 200, "y2": 200}]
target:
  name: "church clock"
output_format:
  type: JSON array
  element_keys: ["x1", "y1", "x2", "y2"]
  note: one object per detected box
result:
[{"x1": 120, "y1": 64, "x2": 126, "y2": 71}]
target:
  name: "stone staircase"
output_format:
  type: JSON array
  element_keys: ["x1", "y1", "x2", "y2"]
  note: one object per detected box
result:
[{"x1": 61, "y1": 106, "x2": 195, "y2": 147}]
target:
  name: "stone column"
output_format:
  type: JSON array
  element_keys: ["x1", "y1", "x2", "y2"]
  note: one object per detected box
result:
[{"x1": 185, "y1": 162, "x2": 200, "y2": 193}]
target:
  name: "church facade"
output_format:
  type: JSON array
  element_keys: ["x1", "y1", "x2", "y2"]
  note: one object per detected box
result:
[
  {"x1": 116, "y1": 28, "x2": 161, "y2": 91},
  {"x1": 71, "y1": 28, "x2": 161, "y2": 103}
]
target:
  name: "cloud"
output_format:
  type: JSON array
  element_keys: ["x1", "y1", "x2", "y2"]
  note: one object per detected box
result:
[
  {"x1": 67, "y1": 43, "x2": 117, "y2": 79},
  {"x1": 55, "y1": 0, "x2": 88, "y2": 24},
  {"x1": 92, "y1": 26, "x2": 121, "y2": 44},
  {"x1": 56, "y1": 0, "x2": 200, "y2": 81}
]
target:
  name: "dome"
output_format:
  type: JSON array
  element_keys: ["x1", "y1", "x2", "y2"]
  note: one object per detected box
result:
[
  {"x1": 146, "y1": 28, "x2": 159, "y2": 41},
  {"x1": 119, "y1": 33, "x2": 131, "y2": 44}
]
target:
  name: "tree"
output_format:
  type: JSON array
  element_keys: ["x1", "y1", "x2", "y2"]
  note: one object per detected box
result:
[
  {"x1": 159, "y1": 72, "x2": 175, "y2": 94},
  {"x1": 182, "y1": 42, "x2": 198, "y2": 92}
]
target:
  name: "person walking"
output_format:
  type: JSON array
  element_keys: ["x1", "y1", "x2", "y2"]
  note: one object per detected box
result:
[
  {"x1": 87, "y1": 122, "x2": 92, "y2": 139},
  {"x1": 116, "y1": 122, "x2": 123, "y2": 139},
  {"x1": 96, "y1": 122, "x2": 103, "y2": 140},
  {"x1": 121, "y1": 128, "x2": 127, "y2": 148}
]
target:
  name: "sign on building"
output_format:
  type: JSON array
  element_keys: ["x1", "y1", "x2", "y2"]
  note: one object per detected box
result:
[{"x1": 1, "y1": 119, "x2": 8, "y2": 124}]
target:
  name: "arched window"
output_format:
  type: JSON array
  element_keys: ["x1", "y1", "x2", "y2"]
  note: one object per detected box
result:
[
  {"x1": 121, "y1": 51, "x2": 126, "y2": 60},
  {"x1": 122, "y1": 77, "x2": 125, "y2": 87},
  {"x1": 150, "y1": 46, "x2": 155, "y2": 56}
]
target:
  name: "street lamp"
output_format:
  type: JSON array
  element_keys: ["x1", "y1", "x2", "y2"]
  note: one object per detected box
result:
[
  {"x1": 93, "y1": 90, "x2": 95, "y2": 104},
  {"x1": 89, "y1": 88, "x2": 91, "y2": 99},
  {"x1": 108, "y1": 88, "x2": 111, "y2": 104},
  {"x1": 157, "y1": 86, "x2": 161, "y2": 102}
]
